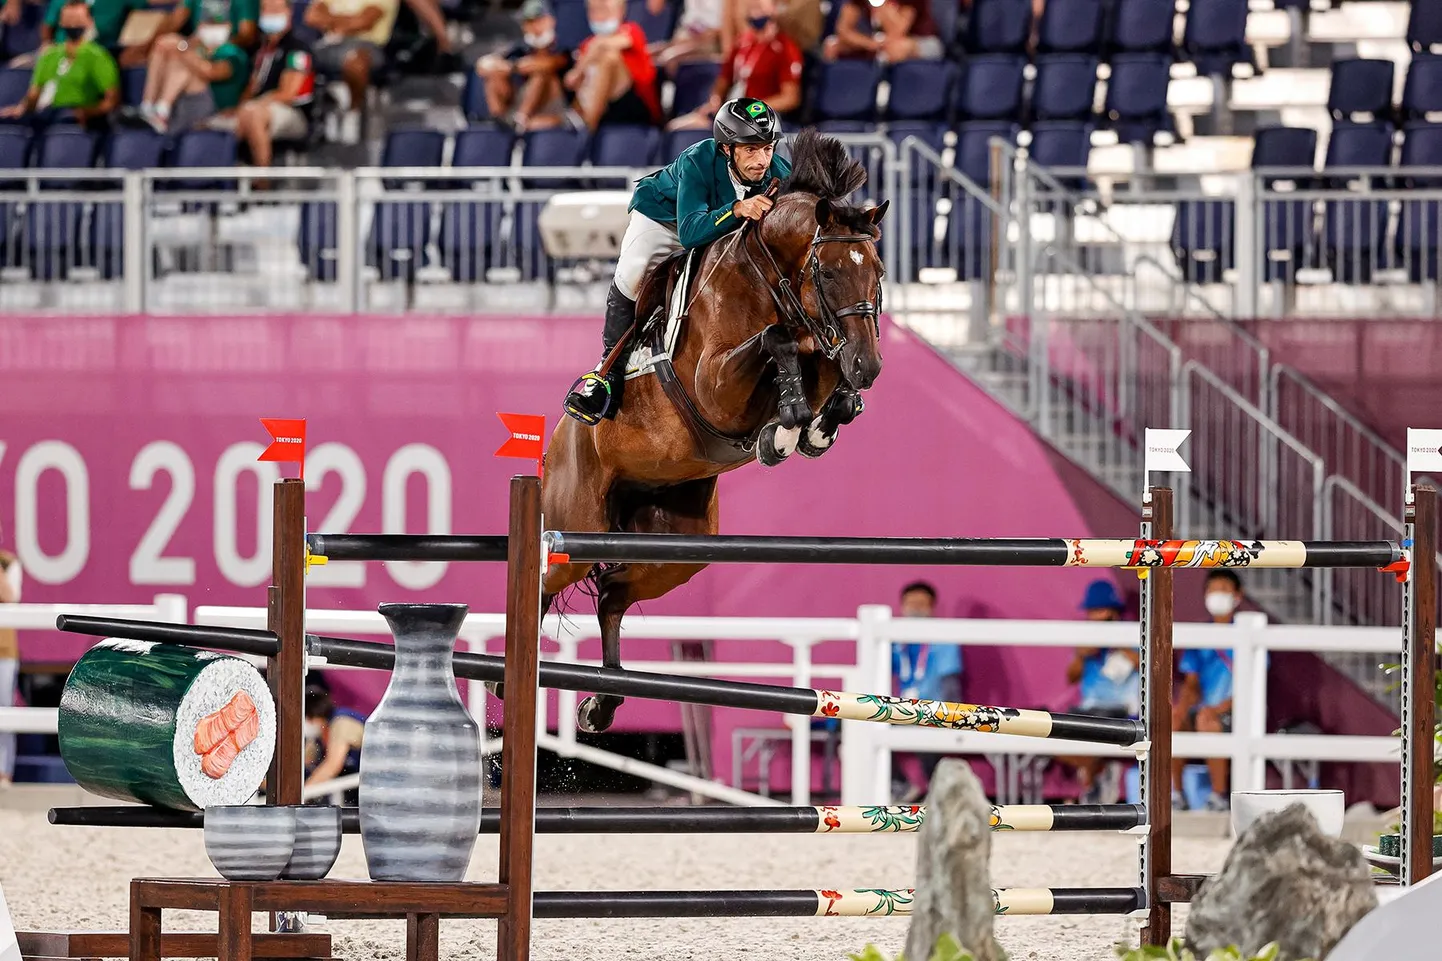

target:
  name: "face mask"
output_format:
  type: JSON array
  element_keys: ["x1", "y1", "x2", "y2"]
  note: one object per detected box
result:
[
  {"x1": 59, "y1": 24, "x2": 86, "y2": 41},
  {"x1": 197, "y1": 24, "x2": 231, "y2": 48},
  {"x1": 588, "y1": 17, "x2": 619, "y2": 34},
  {"x1": 524, "y1": 29, "x2": 554, "y2": 47},
  {"x1": 1204, "y1": 591, "x2": 1238, "y2": 617},
  {"x1": 304, "y1": 721, "x2": 322, "y2": 740},
  {"x1": 259, "y1": 12, "x2": 288, "y2": 33},
  {"x1": 748, "y1": 15, "x2": 770, "y2": 29}
]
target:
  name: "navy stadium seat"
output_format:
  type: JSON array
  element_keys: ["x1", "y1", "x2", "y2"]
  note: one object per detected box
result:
[
  {"x1": 1254, "y1": 126, "x2": 1318, "y2": 282},
  {"x1": 462, "y1": 70, "x2": 490, "y2": 121},
  {"x1": 591, "y1": 124, "x2": 659, "y2": 168},
  {"x1": 965, "y1": 0, "x2": 1032, "y2": 53},
  {"x1": 661, "y1": 127, "x2": 709, "y2": 162},
  {"x1": 626, "y1": 0, "x2": 678, "y2": 44},
  {"x1": 1028, "y1": 120, "x2": 1092, "y2": 187},
  {"x1": 104, "y1": 128, "x2": 166, "y2": 169},
  {"x1": 453, "y1": 125, "x2": 515, "y2": 167},
  {"x1": 1181, "y1": 0, "x2": 1249, "y2": 75},
  {"x1": 164, "y1": 129, "x2": 238, "y2": 190},
  {"x1": 958, "y1": 54, "x2": 1024, "y2": 122},
  {"x1": 1038, "y1": 0, "x2": 1103, "y2": 54},
  {"x1": 1320, "y1": 123, "x2": 1393, "y2": 282},
  {"x1": 1327, "y1": 59, "x2": 1395, "y2": 121},
  {"x1": 1252, "y1": 125, "x2": 1317, "y2": 170},
  {"x1": 671, "y1": 60, "x2": 720, "y2": 118},
  {"x1": 0, "y1": 67, "x2": 28, "y2": 121},
  {"x1": 884, "y1": 60, "x2": 956, "y2": 122},
  {"x1": 381, "y1": 128, "x2": 446, "y2": 168},
  {"x1": 1402, "y1": 55, "x2": 1442, "y2": 122},
  {"x1": 34, "y1": 126, "x2": 98, "y2": 180},
  {"x1": 0, "y1": 124, "x2": 32, "y2": 176},
  {"x1": 521, "y1": 128, "x2": 588, "y2": 188},
  {"x1": 439, "y1": 196, "x2": 504, "y2": 282},
  {"x1": 94, "y1": 129, "x2": 163, "y2": 280},
  {"x1": 1032, "y1": 54, "x2": 1098, "y2": 122},
  {"x1": 367, "y1": 200, "x2": 431, "y2": 281},
  {"x1": 1103, "y1": 53, "x2": 1171, "y2": 143},
  {"x1": 120, "y1": 67, "x2": 147, "y2": 108},
  {"x1": 552, "y1": 0, "x2": 591, "y2": 51},
  {"x1": 1408, "y1": 0, "x2": 1442, "y2": 53},
  {"x1": 812, "y1": 60, "x2": 881, "y2": 122},
  {"x1": 1397, "y1": 124, "x2": 1442, "y2": 279},
  {"x1": 1108, "y1": 0, "x2": 1174, "y2": 57},
  {"x1": 954, "y1": 120, "x2": 1019, "y2": 185},
  {"x1": 0, "y1": 0, "x2": 42, "y2": 61},
  {"x1": 297, "y1": 201, "x2": 339, "y2": 282},
  {"x1": 1323, "y1": 121, "x2": 1393, "y2": 172},
  {"x1": 1171, "y1": 199, "x2": 1233, "y2": 283}
]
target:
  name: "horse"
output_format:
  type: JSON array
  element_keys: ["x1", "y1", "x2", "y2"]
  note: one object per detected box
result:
[{"x1": 526, "y1": 129, "x2": 888, "y2": 733}]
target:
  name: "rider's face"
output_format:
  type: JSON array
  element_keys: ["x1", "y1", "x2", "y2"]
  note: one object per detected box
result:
[{"x1": 730, "y1": 143, "x2": 774, "y2": 181}]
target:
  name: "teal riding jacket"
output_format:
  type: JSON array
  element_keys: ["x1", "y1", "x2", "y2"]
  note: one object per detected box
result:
[{"x1": 629, "y1": 138, "x2": 793, "y2": 249}]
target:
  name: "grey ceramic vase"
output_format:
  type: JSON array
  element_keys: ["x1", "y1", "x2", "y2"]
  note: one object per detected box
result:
[{"x1": 359, "y1": 603, "x2": 482, "y2": 882}]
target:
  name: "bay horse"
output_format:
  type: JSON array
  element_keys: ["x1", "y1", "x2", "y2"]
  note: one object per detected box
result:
[{"x1": 529, "y1": 129, "x2": 889, "y2": 733}]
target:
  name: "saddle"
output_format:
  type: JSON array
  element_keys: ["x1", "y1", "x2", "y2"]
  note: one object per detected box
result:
[{"x1": 620, "y1": 245, "x2": 763, "y2": 467}]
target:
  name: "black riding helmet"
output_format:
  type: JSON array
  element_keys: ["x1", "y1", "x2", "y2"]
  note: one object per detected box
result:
[{"x1": 714, "y1": 98, "x2": 782, "y2": 186}]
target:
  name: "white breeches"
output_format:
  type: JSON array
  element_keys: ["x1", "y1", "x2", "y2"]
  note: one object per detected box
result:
[{"x1": 614, "y1": 211, "x2": 683, "y2": 301}]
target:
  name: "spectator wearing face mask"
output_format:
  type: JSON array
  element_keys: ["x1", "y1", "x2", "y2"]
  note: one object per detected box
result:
[
  {"x1": 1059, "y1": 580, "x2": 1138, "y2": 803},
  {"x1": 0, "y1": 0, "x2": 119, "y2": 127},
  {"x1": 138, "y1": 15, "x2": 250, "y2": 132},
  {"x1": 1171, "y1": 569, "x2": 1242, "y2": 812},
  {"x1": 304, "y1": 0, "x2": 400, "y2": 134},
  {"x1": 141, "y1": 0, "x2": 261, "y2": 72},
  {"x1": 668, "y1": 0, "x2": 800, "y2": 132},
  {"x1": 562, "y1": 0, "x2": 660, "y2": 132},
  {"x1": 210, "y1": 0, "x2": 313, "y2": 168},
  {"x1": 889, "y1": 580, "x2": 962, "y2": 803},
  {"x1": 21, "y1": 0, "x2": 149, "y2": 64},
  {"x1": 472, "y1": 0, "x2": 572, "y2": 130},
  {"x1": 823, "y1": 0, "x2": 942, "y2": 62}
]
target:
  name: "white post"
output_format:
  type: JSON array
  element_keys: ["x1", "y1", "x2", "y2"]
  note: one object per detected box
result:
[
  {"x1": 859, "y1": 604, "x2": 895, "y2": 804},
  {"x1": 152, "y1": 594, "x2": 188, "y2": 624},
  {"x1": 788, "y1": 637, "x2": 814, "y2": 806},
  {"x1": 555, "y1": 633, "x2": 580, "y2": 750},
  {"x1": 1228, "y1": 612, "x2": 1265, "y2": 792}
]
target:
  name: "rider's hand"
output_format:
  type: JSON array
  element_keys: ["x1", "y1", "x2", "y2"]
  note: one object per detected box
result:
[{"x1": 733, "y1": 195, "x2": 773, "y2": 221}]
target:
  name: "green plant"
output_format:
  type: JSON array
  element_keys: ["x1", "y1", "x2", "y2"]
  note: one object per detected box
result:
[
  {"x1": 1115, "y1": 937, "x2": 1311, "y2": 961},
  {"x1": 849, "y1": 933, "x2": 983, "y2": 961}
]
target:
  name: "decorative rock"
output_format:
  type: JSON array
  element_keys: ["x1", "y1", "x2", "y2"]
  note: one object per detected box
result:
[
  {"x1": 904, "y1": 759, "x2": 1004, "y2": 961},
  {"x1": 1185, "y1": 803, "x2": 1378, "y2": 961}
]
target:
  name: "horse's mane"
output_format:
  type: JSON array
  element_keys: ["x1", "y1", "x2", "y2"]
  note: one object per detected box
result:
[{"x1": 780, "y1": 128, "x2": 876, "y2": 234}]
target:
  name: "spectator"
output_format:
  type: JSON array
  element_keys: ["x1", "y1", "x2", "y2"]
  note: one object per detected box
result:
[
  {"x1": 472, "y1": 0, "x2": 572, "y2": 130},
  {"x1": 649, "y1": 0, "x2": 723, "y2": 68},
  {"x1": 214, "y1": 0, "x2": 315, "y2": 169},
  {"x1": 771, "y1": 0, "x2": 822, "y2": 51},
  {"x1": 303, "y1": 684, "x2": 366, "y2": 803},
  {"x1": 0, "y1": 520, "x2": 19, "y2": 787},
  {"x1": 668, "y1": 0, "x2": 800, "y2": 131},
  {"x1": 304, "y1": 0, "x2": 400, "y2": 132},
  {"x1": 0, "y1": 0, "x2": 120, "y2": 128},
  {"x1": 1061, "y1": 579, "x2": 1138, "y2": 803},
  {"x1": 889, "y1": 580, "x2": 962, "y2": 803},
  {"x1": 13, "y1": 0, "x2": 146, "y2": 64},
  {"x1": 822, "y1": 0, "x2": 942, "y2": 63},
  {"x1": 562, "y1": 0, "x2": 660, "y2": 132},
  {"x1": 1171, "y1": 569, "x2": 1241, "y2": 812},
  {"x1": 141, "y1": 0, "x2": 261, "y2": 67},
  {"x1": 138, "y1": 13, "x2": 250, "y2": 133}
]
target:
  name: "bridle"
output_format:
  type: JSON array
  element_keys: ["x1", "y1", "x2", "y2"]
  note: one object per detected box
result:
[{"x1": 739, "y1": 209, "x2": 881, "y2": 362}]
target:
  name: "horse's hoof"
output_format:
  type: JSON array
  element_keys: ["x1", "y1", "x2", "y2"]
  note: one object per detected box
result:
[
  {"x1": 797, "y1": 421, "x2": 838, "y2": 459},
  {"x1": 758, "y1": 422, "x2": 801, "y2": 467},
  {"x1": 778, "y1": 400, "x2": 813, "y2": 431},
  {"x1": 485, "y1": 681, "x2": 505, "y2": 701},
  {"x1": 832, "y1": 392, "x2": 865, "y2": 425},
  {"x1": 577, "y1": 695, "x2": 620, "y2": 733}
]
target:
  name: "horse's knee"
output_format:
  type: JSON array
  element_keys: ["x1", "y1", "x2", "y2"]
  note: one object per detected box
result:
[{"x1": 760, "y1": 323, "x2": 798, "y2": 358}]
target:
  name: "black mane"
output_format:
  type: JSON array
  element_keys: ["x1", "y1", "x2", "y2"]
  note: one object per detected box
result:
[{"x1": 781, "y1": 128, "x2": 876, "y2": 233}]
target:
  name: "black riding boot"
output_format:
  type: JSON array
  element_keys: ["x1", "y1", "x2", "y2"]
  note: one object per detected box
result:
[{"x1": 564, "y1": 283, "x2": 636, "y2": 426}]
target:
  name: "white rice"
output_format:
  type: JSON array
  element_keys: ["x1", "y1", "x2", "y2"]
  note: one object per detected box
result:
[{"x1": 170, "y1": 658, "x2": 277, "y2": 810}]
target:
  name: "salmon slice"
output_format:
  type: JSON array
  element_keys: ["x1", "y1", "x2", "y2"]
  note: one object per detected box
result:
[{"x1": 193, "y1": 691, "x2": 260, "y2": 779}]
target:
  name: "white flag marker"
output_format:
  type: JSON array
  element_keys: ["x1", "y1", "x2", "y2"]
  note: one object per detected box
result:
[
  {"x1": 1406, "y1": 428, "x2": 1442, "y2": 475},
  {"x1": 1144, "y1": 428, "x2": 1192, "y2": 475}
]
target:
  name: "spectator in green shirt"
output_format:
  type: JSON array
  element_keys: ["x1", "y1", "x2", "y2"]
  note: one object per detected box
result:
[
  {"x1": 0, "y1": 0, "x2": 120, "y2": 127},
  {"x1": 137, "y1": 0, "x2": 259, "y2": 66},
  {"x1": 31, "y1": 0, "x2": 151, "y2": 61},
  {"x1": 138, "y1": 13, "x2": 249, "y2": 132}
]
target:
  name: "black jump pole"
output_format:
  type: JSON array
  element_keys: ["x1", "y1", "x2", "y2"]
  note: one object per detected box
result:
[
  {"x1": 53, "y1": 615, "x2": 283, "y2": 658},
  {"x1": 306, "y1": 534, "x2": 509, "y2": 563}
]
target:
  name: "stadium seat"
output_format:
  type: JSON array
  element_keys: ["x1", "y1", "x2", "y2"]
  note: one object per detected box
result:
[
  {"x1": 1252, "y1": 125, "x2": 1316, "y2": 169},
  {"x1": 1318, "y1": 122, "x2": 1392, "y2": 282},
  {"x1": 1407, "y1": 0, "x2": 1442, "y2": 53},
  {"x1": 1108, "y1": 0, "x2": 1175, "y2": 57},
  {"x1": 930, "y1": 0, "x2": 958, "y2": 50},
  {"x1": 1254, "y1": 126, "x2": 1318, "y2": 282},
  {"x1": 34, "y1": 126, "x2": 98, "y2": 181},
  {"x1": 591, "y1": 124, "x2": 659, "y2": 185},
  {"x1": 164, "y1": 129, "x2": 238, "y2": 190},
  {"x1": 0, "y1": 125, "x2": 32, "y2": 176},
  {"x1": 1027, "y1": 120, "x2": 1092, "y2": 188},
  {"x1": 382, "y1": 128, "x2": 446, "y2": 168},
  {"x1": 297, "y1": 201, "x2": 339, "y2": 282},
  {"x1": 453, "y1": 125, "x2": 515, "y2": 167},
  {"x1": 1181, "y1": 0, "x2": 1249, "y2": 75},
  {"x1": 884, "y1": 61, "x2": 956, "y2": 122},
  {"x1": 661, "y1": 127, "x2": 709, "y2": 162},
  {"x1": 120, "y1": 67, "x2": 147, "y2": 109},
  {"x1": 1327, "y1": 59, "x2": 1395, "y2": 121},
  {"x1": 439, "y1": 196, "x2": 504, "y2": 282},
  {"x1": 521, "y1": 127, "x2": 589, "y2": 188},
  {"x1": 957, "y1": 54, "x2": 1024, "y2": 122},
  {"x1": 104, "y1": 128, "x2": 166, "y2": 169},
  {"x1": 1037, "y1": 0, "x2": 1103, "y2": 54},
  {"x1": 0, "y1": 0, "x2": 42, "y2": 61},
  {"x1": 1397, "y1": 124, "x2": 1442, "y2": 280},
  {"x1": 1103, "y1": 53, "x2": 1172, "y2": 143},
  {"x1": 1171, "y1": 199, "x2": 1233, "y2": 283},
  {"x1": 812, "y1": 60, "x2": 881, "y2": 122},
  {"x1": 954, "y1": 120, "x2": 1019, "y2": 185},
  {"x1": 290, "y1": 0, "x2": 321, "y2": 45},
  {"x1": 0, "y1": 67, "x2": 28, "y2": 122},
  {"x1": 367, "y1": 200, "x2": 431, "y2": 282},
  {"x1": 1402, "y1": 55, "x2": 1442, "y2": 122},
  {"x1": 553, "y1": 0, "x2": 591, "y2": 51},
  {"x1": 461, "y1": 70, "x2": 490, "y2": 121},
  {"x1": 93, "y1": 129, "x2": 164, "y2": 280},
  {"x1": 671, "y1": 61, "x2": 720, "y2": 119},
  {"x1": 626, "y1": 0, "x2": 678, "y2": 44},
  {"x1": 1031, "y1": 54, "x2": 1099, "y2": 122},
  {"x1": 965, "y1": 0, "x2": 1032, "y2": 53}
]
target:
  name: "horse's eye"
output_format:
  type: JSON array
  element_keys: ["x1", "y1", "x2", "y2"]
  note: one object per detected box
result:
[{"x1": 821, "y1": 268, "x2": 836, "y2": 279}]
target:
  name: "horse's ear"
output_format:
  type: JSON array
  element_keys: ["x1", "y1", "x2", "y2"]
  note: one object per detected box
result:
[
  {"x1": 814, "y1": 198, "x2": 832, "y2": 228},
  {"x1": 868, "y1": 200, "x2": 891, "y2": 225}
]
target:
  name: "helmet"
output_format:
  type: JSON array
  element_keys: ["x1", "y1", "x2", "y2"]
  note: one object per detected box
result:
[{"x1": 713, "y1": 98, "x2": 783, "y2": 146}]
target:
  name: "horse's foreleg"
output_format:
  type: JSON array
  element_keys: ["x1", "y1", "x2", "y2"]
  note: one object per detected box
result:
[
  {"x1": 798, "y1": 386, "x2": 866, "y2": 459},
  {"x1": 577, "y1": 595, "x2": 626, "y2": 734},
  {"x1": 759, "y1": 324, "x2": 813, "y2": 429}
]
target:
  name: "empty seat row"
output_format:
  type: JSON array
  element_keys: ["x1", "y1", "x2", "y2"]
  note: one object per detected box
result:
[{"x1": 1330, "y1": 55, "x2": 1442, "y2": 123}]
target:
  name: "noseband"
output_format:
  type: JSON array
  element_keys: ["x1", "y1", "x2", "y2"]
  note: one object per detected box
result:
[{"x1": 740, "y1": 220, "x2": 881, "y2": 361}]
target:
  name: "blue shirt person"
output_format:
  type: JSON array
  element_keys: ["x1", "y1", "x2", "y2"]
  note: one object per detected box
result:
[
  {"x1": 1064, "y1": 579, "x2": 1138, "y2": 803},
  {"x1": 889, "y1": 580, "x2": 963, "y2": 803},
  {"x1": 1172, "y1": 568, "x2": 1243, "y2": 813},
  {"x1": 303, "y1": 684, "x2": 366, "y2": 802}
]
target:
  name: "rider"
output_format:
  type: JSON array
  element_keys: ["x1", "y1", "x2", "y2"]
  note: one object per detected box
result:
[{"x1": 562, "y1": 96, "x2": 792, "y2": 426}]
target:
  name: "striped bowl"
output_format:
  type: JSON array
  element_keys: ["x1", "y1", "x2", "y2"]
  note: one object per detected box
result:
[
  {"x1": 280, "y1": 805, "x2": 343, "y2": 880},
  {"x1": 204, "y1": 805, "x2": 297, "y2": 881}
]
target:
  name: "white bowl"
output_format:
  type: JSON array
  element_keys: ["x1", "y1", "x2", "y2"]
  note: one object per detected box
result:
[{"x1": 1230, "y1": 789, "x2": 1346, "y2": 839}]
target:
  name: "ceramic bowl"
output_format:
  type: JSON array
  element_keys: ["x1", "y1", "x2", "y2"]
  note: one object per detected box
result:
[
  {"x1": 1230, "y1": 789, "x2": 1346, "y2": 839},
  {"x1": 280, "y1": 805, "x2": 344, "y2": 880},
  {"x1": 204, "y1": 804, "x2": 297, "y2": 881}
]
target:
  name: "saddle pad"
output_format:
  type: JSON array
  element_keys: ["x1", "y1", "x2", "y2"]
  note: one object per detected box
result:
[{"x1": 624, "y1": 250, "x2": 693, "y2": 380}]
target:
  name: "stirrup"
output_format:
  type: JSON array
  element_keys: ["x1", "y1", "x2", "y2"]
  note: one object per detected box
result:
[{"x1": 564, "y1": 371, "x2": 613, "y2": 426}]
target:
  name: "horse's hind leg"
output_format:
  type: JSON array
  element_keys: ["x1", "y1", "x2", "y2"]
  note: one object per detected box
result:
[{"x1": 576, "y1": 478, "x2": 718, "y2": 733}]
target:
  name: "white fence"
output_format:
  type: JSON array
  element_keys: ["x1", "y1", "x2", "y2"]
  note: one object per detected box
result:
[{"x1": 0, "y1": 600, "x2": 1406, "y2": 808}]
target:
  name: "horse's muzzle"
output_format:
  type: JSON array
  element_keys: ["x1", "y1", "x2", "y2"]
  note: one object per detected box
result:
[{"x1": 842, "y1": 347, "x2": 882, "y2": 391}]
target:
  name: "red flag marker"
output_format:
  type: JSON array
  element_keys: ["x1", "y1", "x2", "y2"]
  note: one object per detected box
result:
[
  {"x1": 258, "y1": 417, "x2": 307, "y2": 480},
  {"x1": 496, "y1": 412, "x2": 546, "y2": 478}
]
